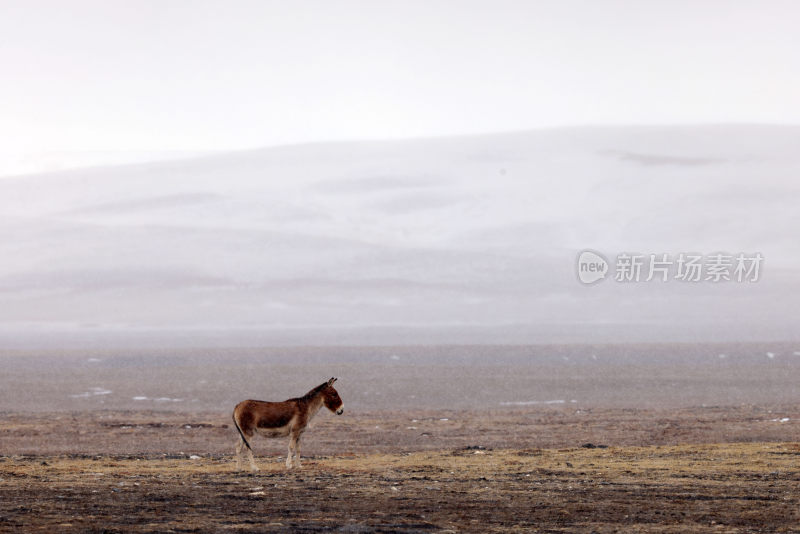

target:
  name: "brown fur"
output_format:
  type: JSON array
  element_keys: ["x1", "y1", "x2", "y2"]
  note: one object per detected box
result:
[{"x1": 232, "y1": 377, "x2": 343, "y2": 470}]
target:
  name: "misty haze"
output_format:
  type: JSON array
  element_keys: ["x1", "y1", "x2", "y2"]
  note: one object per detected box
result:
[
  {"x1": 2, "y1": 2, "x2": 800, "y2": 532},
  {"x1": 1, "y1": 125, "x2": 798, "y2": 347}
]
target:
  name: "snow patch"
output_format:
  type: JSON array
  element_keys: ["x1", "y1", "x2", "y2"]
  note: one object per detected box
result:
[
  {"x1": 500, "y1": 400, "x2": 566, "y2": 406},
  {"x1": 70, "y1": 387, "x2": 112, "y2": 398}
]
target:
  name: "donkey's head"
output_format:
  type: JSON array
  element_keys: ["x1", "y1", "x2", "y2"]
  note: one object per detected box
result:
[{"x1": 322, "y1": 377, "x2": 344, "y2": 415}]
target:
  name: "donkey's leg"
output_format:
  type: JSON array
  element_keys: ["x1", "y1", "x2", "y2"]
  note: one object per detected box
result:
[
  {"x1": 247, "y1": 448, "x2": 259, "y2": 471},
  {"x1": 245, "y1": 438, "x2": 259, "y2": 472},
  {"x1": 294, "y1": 436, "x2": 302, "y2": 469},
  {"x1": 235, "y1": 438, "x2": 243, "y2": 470},
  {"x1": 286, "y1": 434, "x2": 298, "y2": 469},
  {"x1": 286, "y1": 437, "x2": 294, "y2": 469}
]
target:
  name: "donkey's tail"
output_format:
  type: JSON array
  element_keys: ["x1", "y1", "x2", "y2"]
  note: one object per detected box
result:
[{"x1": 232, "y1": 411, "x2": 252, "y2": 451}]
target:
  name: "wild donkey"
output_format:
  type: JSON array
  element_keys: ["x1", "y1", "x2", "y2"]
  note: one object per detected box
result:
[{"x1": 232, "y1": 377, "x2": 344, "y2": 470}]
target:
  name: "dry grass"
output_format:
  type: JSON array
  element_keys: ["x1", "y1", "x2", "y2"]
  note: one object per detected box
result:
[{"x1": 2, "y1": 442, "x2": 799, "y2": 532}]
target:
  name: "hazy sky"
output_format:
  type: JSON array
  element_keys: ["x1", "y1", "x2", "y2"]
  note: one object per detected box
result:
[{"x1": 1, "y1": 1, "x2": 799, "y2": 173}]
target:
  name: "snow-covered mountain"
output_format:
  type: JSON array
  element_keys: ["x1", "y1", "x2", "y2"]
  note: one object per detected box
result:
[{"x1": 1, "y1": 125, "x2": 798, "y2": 346}]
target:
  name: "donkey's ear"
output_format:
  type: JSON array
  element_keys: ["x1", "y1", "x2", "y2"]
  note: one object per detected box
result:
[{"x1": 328, "y1": 377, "x2": 337, "y2": 386}]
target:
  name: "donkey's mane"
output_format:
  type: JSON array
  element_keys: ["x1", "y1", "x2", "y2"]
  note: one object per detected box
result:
[{"x1": 300, "y1": 382, "x2": 329, "y2": 400}]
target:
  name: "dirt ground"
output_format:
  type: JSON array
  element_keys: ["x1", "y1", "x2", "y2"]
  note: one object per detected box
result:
[
  {"x1": 2, "y1": 442, "x2": 799, "y2": 533},
  {"x1": 2, "y1": 344, "x2": 799, "y2": 531},
  {"x1": 2, "y1": 407, "x2": 800, "y2": 533},
  {"x1": 1, "y1": 405, "x2": 800, "y2": 456}
]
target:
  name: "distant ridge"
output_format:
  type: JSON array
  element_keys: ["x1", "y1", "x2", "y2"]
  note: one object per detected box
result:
[{"x1": 1, "y1": 125, "x2": 798, "y2": 346}]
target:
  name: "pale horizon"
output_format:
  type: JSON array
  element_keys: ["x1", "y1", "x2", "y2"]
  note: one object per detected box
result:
[{"x1": 4, "y1": 121, "x2": 800, "y2": 178}]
